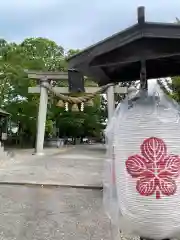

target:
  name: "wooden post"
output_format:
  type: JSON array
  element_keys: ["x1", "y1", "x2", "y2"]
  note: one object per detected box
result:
[
  {"x1": 138, "y1": 6, "x2": 145, "y2": 24},
  {"x1": 140, "y1": 60, "x2": 148, "y2": 90}
]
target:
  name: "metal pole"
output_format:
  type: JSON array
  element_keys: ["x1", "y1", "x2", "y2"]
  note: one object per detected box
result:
[
  {"x1": 107, "y1": 85, "x2": 115, "y2": 122},
  {"x1": 34, "y1": 78, "x2": 48, "y2": 155}
]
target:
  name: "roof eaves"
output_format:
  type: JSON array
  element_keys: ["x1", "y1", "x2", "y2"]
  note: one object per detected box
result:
[{"x1": 67, "y1": 23, "x2": 140, "y2": 62}]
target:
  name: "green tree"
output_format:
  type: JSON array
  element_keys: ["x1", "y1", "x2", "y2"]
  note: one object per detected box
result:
[
  {"x1": 170, "y1": 19, "x2": 180, "y2": 102},
  {"x1": 66, "y1": 49, "x2": 81, "y2": 59},
  {"x1": 170, "y1": 77, "x2": 180, "y2": 102},
  {"x1": 0, "y1": 38, "x2": 66, "y2": 146},
  {"x1": 0, "y1": 38, "x2": 105, "y2": 146}
]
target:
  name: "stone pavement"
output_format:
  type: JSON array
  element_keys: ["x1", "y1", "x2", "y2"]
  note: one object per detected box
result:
[
  {"x1": 0, "y1": 144, "x2": 115, "y2": 240},
  {"x1": 0, "y1": 185, "x2": 112, "y2": 240},
  {"x1": 5, "y1": 145, "x2": 73, "y2": 159},
  {"x1": 0, "y1": 145, "x2": 105, "y2": 187}
]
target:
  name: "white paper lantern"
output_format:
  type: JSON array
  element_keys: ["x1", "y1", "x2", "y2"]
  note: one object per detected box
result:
[{"x1": 105, "y1": 80, "x2": 180, "y2": 240}]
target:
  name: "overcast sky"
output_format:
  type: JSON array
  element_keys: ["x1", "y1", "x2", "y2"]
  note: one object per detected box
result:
[{"x1": 1, "y1": 0, "x2": 180, "y2": 50}]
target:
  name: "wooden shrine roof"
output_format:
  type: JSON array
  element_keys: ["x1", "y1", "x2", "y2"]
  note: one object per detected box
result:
[{"x1": 68, "y1": 7, "x2": 180, "y2": 86}]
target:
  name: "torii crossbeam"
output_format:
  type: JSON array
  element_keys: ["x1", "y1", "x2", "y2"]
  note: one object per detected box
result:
[{"x1": 26, "y1": 70, "x2": 127, "y2": 155}]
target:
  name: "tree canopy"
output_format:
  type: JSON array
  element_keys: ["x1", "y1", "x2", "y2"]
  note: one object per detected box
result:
[{"x1": 0, "y1": 37, "x2": 106, "y2": 147}]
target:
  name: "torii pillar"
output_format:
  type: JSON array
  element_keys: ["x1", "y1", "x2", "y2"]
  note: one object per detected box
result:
[
  {"x1": 26, "y1": 71, "x2": 70, "y2": 155},
  {"x1": 35, "y1": 77, "x2": 49, "y2": 155},
  {"x1": 107, "y1": 85, "x2": 115, "y2": 121}
]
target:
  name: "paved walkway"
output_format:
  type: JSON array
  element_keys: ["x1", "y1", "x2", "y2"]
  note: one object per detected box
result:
[
  {"x1": 5, "y1": 145, "x2": 73, "y2": 159},
  {"x1": 0, "y1": 144, "x2": 116, "y2": 240},
  {"x1": 0, "y1": 185, "x2": 112, "y2": 240},
  {"x1": 0, "y1": 145, "x2": 105, "y2": 187}
]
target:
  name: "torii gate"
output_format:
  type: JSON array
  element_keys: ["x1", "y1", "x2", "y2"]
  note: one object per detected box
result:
[{"x1": 26, "y1": 70, "x2": 127, "y2": 155}]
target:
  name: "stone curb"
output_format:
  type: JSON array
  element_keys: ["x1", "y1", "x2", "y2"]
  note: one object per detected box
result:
[{"x1": 0, "y1": 181, "x2": 103, "y2": 190}]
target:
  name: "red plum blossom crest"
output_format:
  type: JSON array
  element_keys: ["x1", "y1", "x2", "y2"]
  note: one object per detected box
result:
[{"x1": 126, "y1": 137, "x2": 180, "y2": 199}]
